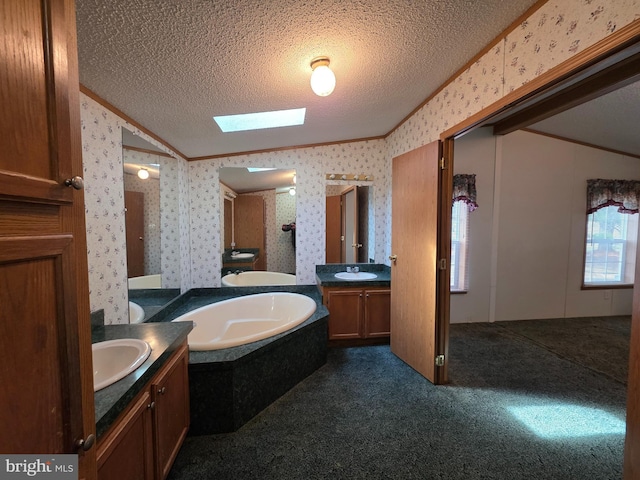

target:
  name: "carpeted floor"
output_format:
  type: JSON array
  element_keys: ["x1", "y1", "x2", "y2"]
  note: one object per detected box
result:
[{"x1": 168, "y1": 317, "x2": 630, "y2": 480}]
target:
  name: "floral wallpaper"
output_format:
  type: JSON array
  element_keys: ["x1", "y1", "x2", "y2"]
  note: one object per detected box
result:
[
  {"x1": 80, "y1": 93, "x2": 189, "y2": 324},
  {"x1": 79, "y1": 0, "x2": 638, "y2": 321}
]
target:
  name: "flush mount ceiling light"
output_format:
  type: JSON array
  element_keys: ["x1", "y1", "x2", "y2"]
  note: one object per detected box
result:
[
  {"x1": 289, "y1": 186, "x2": 296, "y2": 196},
  {"x1": 310, "y1": 57, "x2": 336, "y2": 97},
  {"x1": 137, "y1": 168, "x2": 149, "y2": 180}
]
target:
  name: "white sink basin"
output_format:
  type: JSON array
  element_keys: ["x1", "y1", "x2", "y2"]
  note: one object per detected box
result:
[
  {"x1": 92, "y1": 339, "x2": 151, "y2": 391},
  {"x1": 232, "y1": 253, "x2": 254, "y2": 259},
  {"x1": 334, "y1": 272, "x2": 378, "y2": 280},
  {"x1": 129, "y1": 301, "x2": 145, "y2": 324}
]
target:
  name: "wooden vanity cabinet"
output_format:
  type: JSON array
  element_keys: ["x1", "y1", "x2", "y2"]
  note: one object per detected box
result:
[
  {"x1": 97, "y1": 391, "x2": 155, "y2": 480},
  {"x1": 97, "y1": 342, "x2": 190, "y2": 480},
  {"x1": 322, "y1": 287, "x2": 391, "y2": 341},
  {"x1": 152, "y1": 343, "x2": 190, "y2": 480}
]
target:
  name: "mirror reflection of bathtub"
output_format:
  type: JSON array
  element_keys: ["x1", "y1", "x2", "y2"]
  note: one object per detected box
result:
[
  {"x1": 221, "y1": 271, "x2": 296, "y2": 287},
  {"x1": 128, "y1": 274, "x2": 162, "y2": 289}
]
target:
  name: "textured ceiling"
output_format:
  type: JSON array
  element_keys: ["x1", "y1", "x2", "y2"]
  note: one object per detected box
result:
[
  {"x1": 530, "y1": 81, "x2": 640, "y2": 156},
  {"x1": 76, "y1": 0, "x2": 539, "y2": 158}
]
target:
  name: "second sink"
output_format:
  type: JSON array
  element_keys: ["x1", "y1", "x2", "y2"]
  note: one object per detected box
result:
[
  {"x1": 231, "y1": 253, "x2": 254, "y2": 259},
  {"x1": 92, "y1": 339, "x2": 152, "y2": 391},
  {"x1": 334, "y1": 272, "x2": 378, "y2": 280}
]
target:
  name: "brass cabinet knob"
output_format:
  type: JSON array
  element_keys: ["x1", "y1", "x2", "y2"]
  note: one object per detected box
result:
[
  {"x1": 64, "y1": 176, "x2": 84, "y2": 190},
  {"x1": 389, "y1": 254, "x2": 397, "y2": 263},
  {"x1": 75, "y1": 433, "x2": 95, "y2": 452}
]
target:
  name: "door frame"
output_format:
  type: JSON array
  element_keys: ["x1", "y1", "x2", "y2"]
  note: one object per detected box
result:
[{"x1": 437, "y1": 22, "x2": 640, "y2": 478}]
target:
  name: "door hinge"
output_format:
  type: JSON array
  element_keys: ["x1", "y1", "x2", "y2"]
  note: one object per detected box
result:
[
  {"x1": 435, "y1": 354, "x2": 445, "y2": 367},
  {"x1": 440, "y1": 157, "x2": 445, "y2": 170},
  {"x1": 438, "y1": 258, "x2": 447, "y2": 270}
]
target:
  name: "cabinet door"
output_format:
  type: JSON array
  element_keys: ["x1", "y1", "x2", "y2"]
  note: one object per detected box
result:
[
  {"x1": 0, "y1": 0, "x2": 95, "y2": 476},
  {"x1": 97, "y1": 391, "x2": 154, "y2": 480},
  {"x1": 326, "y1": 289, "x2": 363, "y2": 339},
  {"x1": 364, "y1": 289, "x2": 391, "y2": 338},
  {"x1": 153, "y1": 343, "x2": 190, "y2": 480}
]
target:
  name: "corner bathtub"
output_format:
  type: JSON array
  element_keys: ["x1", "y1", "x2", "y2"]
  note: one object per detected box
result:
[
  {"x1": 221, "y1": 271, "x2": 296, "y2": 287},
  {"x1": 172, "y1": 292, "x2": 316, "y2": 351}
]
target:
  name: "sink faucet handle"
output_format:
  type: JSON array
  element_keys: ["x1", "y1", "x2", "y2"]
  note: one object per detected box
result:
[
  {"x1": 353, "y1": 266, "x2": 359, "y2": 273},
  {"x1": 346, "y1": 266, "x2": 352, "y2": 273}
]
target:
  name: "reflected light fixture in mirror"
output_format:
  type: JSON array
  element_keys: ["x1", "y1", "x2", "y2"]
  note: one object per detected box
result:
[{"x1": 137, "y1": 167, "x2": 149, "y2": 180}]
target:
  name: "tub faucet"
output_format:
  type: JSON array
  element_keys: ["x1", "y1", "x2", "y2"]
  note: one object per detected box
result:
[{"x1": 233, "y1": 270, "x2": 242, "y2": 275}]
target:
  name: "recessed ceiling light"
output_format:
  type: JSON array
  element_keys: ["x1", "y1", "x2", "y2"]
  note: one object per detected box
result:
[{"x1": 214, "y1": 108, "x2": 306, "y2": 133}]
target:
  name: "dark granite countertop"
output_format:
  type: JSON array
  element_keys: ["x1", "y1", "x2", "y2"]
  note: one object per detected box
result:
[
  {"x1": 128, "y1": 288, "x2": 181, "y2": 320},
  {"x1": 315, "y1": 263, "x2": 391, "y2": 287},
  {"x1": 92, "y1": 322, "x2": 193, "y2": 438},
  {"x1": 146, "y1": 285, "x2": 329, "y2": 367}
]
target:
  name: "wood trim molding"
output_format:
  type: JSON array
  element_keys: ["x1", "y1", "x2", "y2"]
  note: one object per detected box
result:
[
  {"x1": 440, "y1": 19, "x2": 640, "y2": 140},
  {"x1": 493, "y1": 51, "x2": 640, "y2": 135},
  {"x1": 188, "y1": 135, "x2": 386, "y2": 161},
  {"x1": 386, "y1": 0, "x2": 549, "y2": 138},
  {"x1": 79, "y1": 85, "x2": 188, "y2": 159},
  {"x1": 522, "y1": 128, "x2": 640, "y2": 160},
  {"x1": 123, "y1": 145, "x2": 174, "y2": 158}
]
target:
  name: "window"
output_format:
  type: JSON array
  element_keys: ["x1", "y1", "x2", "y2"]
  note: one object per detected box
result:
[
  {"x1": 450, "y1": 200, "x2": 469, "y2": 292},
  {"x1": 450, "y1": 174, "x2": 477, "y2": 293},
  {"x1": 584, "y1": 205, "x2": 638, "y2": 286},
  {"x1": 583, "y1": 178, "x2": 640, "y2": 287}
]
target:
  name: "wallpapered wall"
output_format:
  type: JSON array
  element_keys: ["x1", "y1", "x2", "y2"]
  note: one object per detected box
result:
[
  {"x1": 80, "y1": 97, "x2": 189, "y2": 324},
  {"x1": 80, "y1": 0, "x2": 639, "y2": 324}
]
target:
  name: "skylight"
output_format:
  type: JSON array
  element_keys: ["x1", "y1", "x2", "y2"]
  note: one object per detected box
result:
[
  {"x1": 247, "y1": 167, "x2": 277, "y2": 172},
  {"x1": 214, "y1": 108, "x2": 306, "y2": 133}
]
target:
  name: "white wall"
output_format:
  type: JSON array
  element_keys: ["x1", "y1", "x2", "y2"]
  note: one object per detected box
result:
[
  {"x1": 451, "y1": 129, "x2": 637, "y2": 323},
  {"x1": 450, "y1": 128, "x2": 496, "y2": 323}
]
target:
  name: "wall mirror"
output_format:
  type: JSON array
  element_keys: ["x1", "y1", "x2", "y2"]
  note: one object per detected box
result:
[
  {"x1": 219, "y1": 167, "x2": 297, "y2": 275},
  {"x1": 325, "y1": 183, "x2": 375, "y2": 264},
  {"x1": 122, "y1": 128, "x2": 181, "y2": 309}
]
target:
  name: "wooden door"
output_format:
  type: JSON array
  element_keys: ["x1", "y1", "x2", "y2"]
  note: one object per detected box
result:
[
  {"x1": 625, "y1": 247, "x2": 640, "y2": 477},
  {"x1": 125, "y1": 190, "x2": 145, "y2": 277},
  {"x1": 390, "y1": 141, "x2": 444, "y2": 384},
  {"x1": 0, "y1": 0, "x2": 96, "y2": 476},
  {"x1": 325, "y1": 195, "x2": 342, "y2": 263},
  {"x1": 235, "y1": 195, "x2": 266, "y2": 268}
]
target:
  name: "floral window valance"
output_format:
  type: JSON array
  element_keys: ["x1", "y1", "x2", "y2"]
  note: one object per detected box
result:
[
  {"x1": 453, "y1": 174, "x2": 478, "y2": 211},
  {"x1": 586, "y1": 179, "x2": 640, "y2": 214}
]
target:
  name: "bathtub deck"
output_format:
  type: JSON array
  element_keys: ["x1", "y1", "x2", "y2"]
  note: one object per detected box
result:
[{"x1": 144, "y1": 285, "x2": 329, "y2": 434}]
